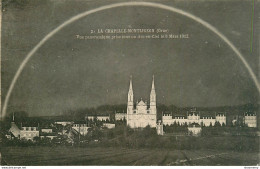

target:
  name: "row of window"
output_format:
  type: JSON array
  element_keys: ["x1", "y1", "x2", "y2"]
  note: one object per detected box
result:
[
  {"x1": 132, "y1": 111, "x2": 151, "y2": 114},
  {"x1": 22, "y1": 127, "x2": 38, "y2": 131},
  {"x1": 163, "y1": 114, "x2": 226, "y2": 117},
  {"x1": 163, "y1": 120, "x2": 226, "y2": 123},
  {"x1": 164, "y1": 122, "x2": 226, "y2": 126},
  {"x1": 21, "y1": 133, "x2": 39, "y2": 137},
  {"x1": 164, "y1": 117, "x2": 226, "y2": 120},
  {"x1": 73, "y1": 124, "x2": 87, "y2": 127}
]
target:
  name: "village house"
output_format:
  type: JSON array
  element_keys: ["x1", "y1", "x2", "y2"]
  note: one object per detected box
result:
[
  {"x1": 72, "y1": 123, "x2": 90, "y2": 136},
  {"x1": 85, "y1": 115, "x2": 110, "y2": 121},
  {"x1": 20, "y1": 127, "x2": 39, "y2": 140},
  {"x1": 115, "y1": 113, "x2": 127, "y2": 121},
  {"x1": 103, "y1": 123, "x2": 115, "y2": 129},
  {"x1": 244, "y1": 112, "x2": 257, "y2": 127}
]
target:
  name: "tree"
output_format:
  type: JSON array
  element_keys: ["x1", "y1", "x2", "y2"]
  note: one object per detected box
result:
[
  {"x1": 92, "y1": 127, "x2": 103, "y2": 141},
  {"x1": 33, "y1": 136, "x2": 40, "y2": 143},
  {"x1": 184, "y1": 122, "x2": 188, "y2": 127},
  {"x1": 214, "y1": 121, "x2": 221, "y2": 127},
  {"x1": 177, "y1": 121, "x2": 180, "y2": 127},
  {"x1": 39, "y1": 137, "x2": 52, "y2": 145},
  {"x1": 93, "y1": 117, "x2": 97, "y2": 125},
  {"x1": 86, "y1": 118, "x2": 89, "y2": 127},
  {"x1": 173, "y1": 121, "x2": 177, "y2": 127}
]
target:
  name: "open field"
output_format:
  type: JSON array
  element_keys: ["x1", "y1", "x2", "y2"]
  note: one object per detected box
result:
[{"x1": 1, "y1": 146, "x2": 259, "y2": 166}]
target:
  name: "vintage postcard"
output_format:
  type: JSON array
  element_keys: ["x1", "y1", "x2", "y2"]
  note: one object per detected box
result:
[{"x1": 0, "y1": 0, "x2": 259, "y2": 167}]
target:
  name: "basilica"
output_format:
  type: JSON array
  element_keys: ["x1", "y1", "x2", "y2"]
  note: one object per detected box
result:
[{"x1": 127, "y1": 76, "x2": 157, "y2": 128}]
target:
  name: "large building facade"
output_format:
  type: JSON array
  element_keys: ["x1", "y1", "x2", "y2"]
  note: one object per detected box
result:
[
  {"x1": 163, "y1": 109, "x2": 226, "y2": 127},
  {"x1": 127, "y1": 76, "x2": 157, "y2": 128}
]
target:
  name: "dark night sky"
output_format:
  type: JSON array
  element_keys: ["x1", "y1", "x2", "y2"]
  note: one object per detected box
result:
[{"x1": 2, "y1": 0, "x2": 259, "y2": 116}]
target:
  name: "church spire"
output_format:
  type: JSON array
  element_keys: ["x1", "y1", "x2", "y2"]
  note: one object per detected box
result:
[
  {"x1": 150, "y1": 75, "x2": 156, "y2": 109},
  {"x1": 150, "y1": 75, "x2": 156, "y2": 95},
  {"x1": 129, "y1": 75, "x2": 133, "y2": 92},
  {"x1": 152, "y1": 75, "x2": 155, "y2": 90},
  {"x1": 127, "y1": 75, "x2": 134, "y2": 116},
  {"x1": 128, "y1": 75, "x2": 134, "y2": 103}
]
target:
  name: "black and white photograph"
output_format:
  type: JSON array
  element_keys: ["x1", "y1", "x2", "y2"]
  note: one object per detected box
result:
[{"x1": 0, "y1": 0, "x2": 259, "y2": 166}]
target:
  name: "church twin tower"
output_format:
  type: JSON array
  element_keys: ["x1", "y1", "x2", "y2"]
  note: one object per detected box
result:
[{"x1": 127, "y1": 76, "x2": 157, "y2": 128}]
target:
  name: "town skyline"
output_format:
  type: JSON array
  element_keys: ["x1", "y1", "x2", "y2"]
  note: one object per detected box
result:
[{"x1": 3, "y1": 74, "x2": 258, "y2": 117}]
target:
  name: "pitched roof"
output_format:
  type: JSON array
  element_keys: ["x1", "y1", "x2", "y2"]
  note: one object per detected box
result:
[{"x1": 137, "y1": 100, "x2": 147, "y2": 106}]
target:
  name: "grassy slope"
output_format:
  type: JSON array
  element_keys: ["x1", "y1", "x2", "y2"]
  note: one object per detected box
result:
[{"x1": 1, "y1": 146, "x2": 259, "y2": 166}]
